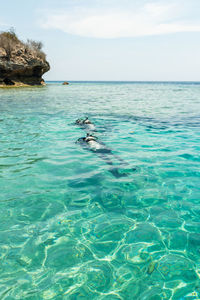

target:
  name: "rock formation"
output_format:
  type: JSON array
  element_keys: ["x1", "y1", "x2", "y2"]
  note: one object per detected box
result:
[{"x1": 0, "y1": 30, "x2": 50, "y2": 87}]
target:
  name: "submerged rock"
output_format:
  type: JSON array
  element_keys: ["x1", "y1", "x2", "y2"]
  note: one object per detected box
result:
[{"x1": 0, "y1": 30, "x2": 50, "y2": 87}]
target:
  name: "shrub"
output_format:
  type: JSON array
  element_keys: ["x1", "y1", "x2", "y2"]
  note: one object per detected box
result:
[
  {"x1": 26, "y1": 39, "x2": 46, "y2": 61},
  {"x1": 0, "y1": 29, "x2": 46, "y2": 61},
  {"x1": 27, "y1": 39, "x2": 43, "y2": 51},
  {"x1": 0, "y1": 28, "x2": 21, "y2": 60}
]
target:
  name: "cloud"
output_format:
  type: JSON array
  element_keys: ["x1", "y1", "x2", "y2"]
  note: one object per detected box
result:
[{"x1": 40, "y1": 1, "x2": 200, "y2": 38}]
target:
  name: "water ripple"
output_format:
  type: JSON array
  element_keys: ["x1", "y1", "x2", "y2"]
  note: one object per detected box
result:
[{"x1": 0, "y1": 82, "x2": 200, "y2": 299}]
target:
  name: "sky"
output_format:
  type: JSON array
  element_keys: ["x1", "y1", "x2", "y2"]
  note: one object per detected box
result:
[{"x1": 1, "y1": 0, "x2": 200, "y2": 81}]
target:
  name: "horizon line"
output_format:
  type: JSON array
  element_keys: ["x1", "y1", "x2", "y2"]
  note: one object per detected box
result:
[{"x1": 46, "y1": 80, "x2": 200, "y2": 83}]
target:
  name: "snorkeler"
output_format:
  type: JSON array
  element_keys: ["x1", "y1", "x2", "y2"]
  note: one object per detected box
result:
[
  {"x1": 78, "y1": 133, "x2": 111, "y2": 152},
  {"x1": 75, "y1": 117, "x2": 96, "y2": 131},
  {"x1": 77, "y1": 133, "x2": 136, "y2": 178}
]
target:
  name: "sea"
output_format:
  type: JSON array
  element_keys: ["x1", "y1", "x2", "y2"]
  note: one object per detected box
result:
[{"x1": 0, "y1": 81, "x2": 200, "y2": 299}]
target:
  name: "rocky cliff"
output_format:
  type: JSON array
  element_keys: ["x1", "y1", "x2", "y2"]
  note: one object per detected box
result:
[{"x1": 0, "y1": 31, "x2": 50, "y2": 87}]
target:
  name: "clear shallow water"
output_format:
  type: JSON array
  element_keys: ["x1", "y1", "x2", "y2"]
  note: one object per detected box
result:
[{"x1": 0, "y1": 81, "x2": 200, "y2": 299}]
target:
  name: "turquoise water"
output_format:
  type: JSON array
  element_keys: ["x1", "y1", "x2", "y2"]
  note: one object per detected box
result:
[{"x1": 0, "y1": 81, "x2": 200, "y2": 299}]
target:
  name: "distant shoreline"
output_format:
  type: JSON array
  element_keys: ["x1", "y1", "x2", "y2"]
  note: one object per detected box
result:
[{"x1": 1, "y1": 81, "x2": 200, "y2": 89}]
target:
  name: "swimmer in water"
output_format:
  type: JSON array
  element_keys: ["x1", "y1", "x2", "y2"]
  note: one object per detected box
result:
[
  {"x1": 77, "y1": 133, "x2": 137, "y2": 178},
  {"x1": 75, "y1": 117, "x2": 96, "y2": 132}
]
